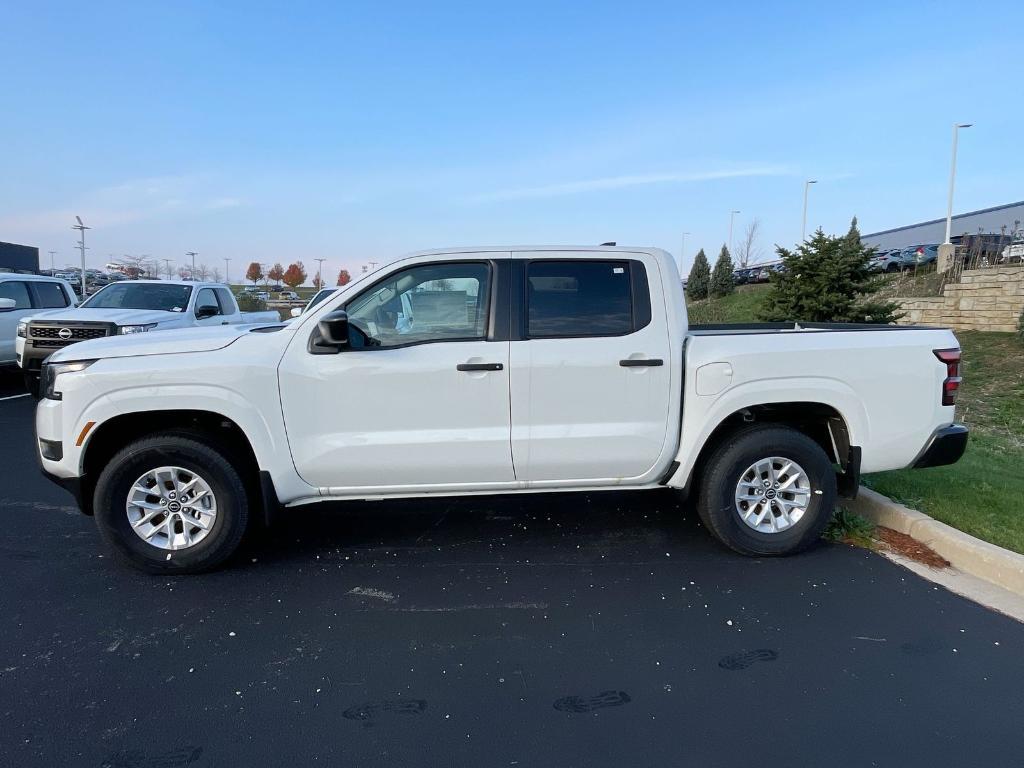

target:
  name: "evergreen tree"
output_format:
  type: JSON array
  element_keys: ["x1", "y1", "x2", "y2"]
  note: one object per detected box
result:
[
  {"x1": 686, "y1": 248, "x2": 711, "y2": 300},
  {"x1": 759, "y1": 218, "x2": 903, "y2": 324},
  {"x1": 710, "y1": 244, "x2": 735, "y2": 297}
]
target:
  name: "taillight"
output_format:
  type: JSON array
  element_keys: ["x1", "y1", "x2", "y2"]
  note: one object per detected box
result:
[{"x1": 934, "y1": 348, "x2": 961, "y2": 406}]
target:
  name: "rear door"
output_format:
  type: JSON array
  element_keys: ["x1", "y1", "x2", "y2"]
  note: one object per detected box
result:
[{"x1": 509, "y1": 252, "x2": 674, "y2": 484}]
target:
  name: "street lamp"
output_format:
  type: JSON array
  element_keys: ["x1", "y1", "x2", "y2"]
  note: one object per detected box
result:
[
  {"x1": 801, "y1": 180, "x2": 818, "y2": 242},
  {"x1": 728, "y1": 211, "x2": 740, "y2": 253},
  {"x1": 186, "y1": 251, "x2": 198, "y2": 279},
  {"x1": 945, "y1": 123, "x2": 972, "y2": 244},
  {"x1": 314, "y1": 258, "x2": 326, "y2": 289},
  {"x1": 224, "y1": 257, "x2": 231, "y2": 284},
  {"x1": 71, "y1": 216, "x2": 90, "y2": 297}
]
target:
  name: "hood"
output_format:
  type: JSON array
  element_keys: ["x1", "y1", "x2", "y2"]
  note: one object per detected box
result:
[
  {"x1": 47, "y1": 323, "x2": 256, "y2": 363},
  {"x1": 26, "y1": 307, "x2": 182, "y2": 326}
]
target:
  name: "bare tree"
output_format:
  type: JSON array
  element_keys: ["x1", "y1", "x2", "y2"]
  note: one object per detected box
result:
[
  {"x1": 211, "y1": 267, "x2": 223, "y2": 283},
  {"x1": 178, "y1": 266, "x2": 192, "y2": 281},
  {"x1": 118, "y1": 253, "x2": 152, "y2": 279},
  {"x1": 162, "y1": 260, "x2": 176, "y2": 280},
  {"x1": 195, "y1": 263, "x2": 211, "y2": 281},
  {"x1": 734, "y1": 218, "x2": 762, "y2": 269}
]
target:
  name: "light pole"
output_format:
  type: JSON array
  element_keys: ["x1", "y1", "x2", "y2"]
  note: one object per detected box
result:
[
  {"x1": 186, "y1": 251, "x2": 198, "y2": 279},
  {"x1": 71, "y1": 216, "x2": 90, "y2": 297},
  {"x1": 945, "y1": 123, "x2": 972, "y2": 244},
  {"x1": 680, "y1": 232, "x2": 691, "y2": 272},
  {"x1": 48, "y1": 250, "x2": 56, "y2": 274},
  {"x1": 224, "y1": 257, "x2": 231, "y2": 284},
  {"x1": 314, "y1": 258, "x2": 326, "y2": 289},
  {"x1": 801, "y1": 180, "x2": 818, "y2": 242},
  {"x1": 162, "y1": 258, "x2": 173, "y2": 280},
  {"x1": 728, "y1": 211, "x2": 740, "y2": 253}
]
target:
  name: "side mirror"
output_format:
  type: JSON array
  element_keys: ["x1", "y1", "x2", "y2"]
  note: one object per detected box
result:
[
  {"x1": 195, "y1": 305, "x2": 219, "y2": 319},
  {"x1": 318, "y1": 310, "x2": 350, "y2": 346},
  {"x1": 0, "y1": 298, "x2": 16, "y2": 312},
  {"x1": 290, "y1": 306, "x2": 303, "y2": 318}
]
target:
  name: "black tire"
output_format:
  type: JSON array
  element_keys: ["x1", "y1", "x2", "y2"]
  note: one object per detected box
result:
[
  {"x1": 93, "y1": 433, "x2": 250, "y2": 574},
  {"x1": 697, "y1": 425, "x2": 836, "y2": 556},
  {"x1": 23, "y1": 373, "x2": 40, "y2": 399}
]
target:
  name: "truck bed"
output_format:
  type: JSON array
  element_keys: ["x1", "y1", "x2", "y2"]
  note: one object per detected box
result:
[{"x1": 689, "y1": 322, "x2": 946, "y2": 336}]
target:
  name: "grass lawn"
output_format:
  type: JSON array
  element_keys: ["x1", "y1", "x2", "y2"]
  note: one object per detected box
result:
[{"x1": 686, "y1": 284, "x2": 1024, "y2": 553}]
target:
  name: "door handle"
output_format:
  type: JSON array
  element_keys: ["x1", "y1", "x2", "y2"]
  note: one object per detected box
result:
[
  {"x1": 457, "y1": 362, "x2": 504, "y2": 372},
  {"x1": 619, "y1": 358, "x2": 664, "y2": 367}
]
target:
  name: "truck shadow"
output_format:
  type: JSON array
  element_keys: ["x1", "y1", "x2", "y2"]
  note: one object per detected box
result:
[
  {"x1": 240, "y1": 488, "x2": 715, "y2": 568},
  {"x1": 0, "y1": 367, "x2": 28, "y2": 398}
]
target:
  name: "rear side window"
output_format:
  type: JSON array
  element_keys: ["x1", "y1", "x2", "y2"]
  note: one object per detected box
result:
[
  {"x1": 31, "y1": 281, "x2": 71, "y2": 308},
  {"x1": 527, "y1": 260, "x2": 634, "y2": 337},
  {"x1": 0, "y1": 281, "x2": 31, "y2": 309}
]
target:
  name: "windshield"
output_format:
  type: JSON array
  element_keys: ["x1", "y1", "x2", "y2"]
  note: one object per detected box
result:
[{"x1": 80, "y1": 283, "x2": 193, "y2": 312}]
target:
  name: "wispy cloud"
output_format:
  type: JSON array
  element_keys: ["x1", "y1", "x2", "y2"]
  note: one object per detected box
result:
[{"x1": 469, "y1": 165, "x2": 792, "y2": 202}]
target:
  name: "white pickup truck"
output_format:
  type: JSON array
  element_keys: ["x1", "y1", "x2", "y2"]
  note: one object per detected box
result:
[
  {"x1": 17, "y1": 279, "x2": 279, "y2": 392},
  {"x1": 34, "y1": 246, "x2": 968, "y2": 573}
]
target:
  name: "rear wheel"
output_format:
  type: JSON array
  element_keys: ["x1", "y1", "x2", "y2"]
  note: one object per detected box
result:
[
  {"x1": 697, "y1": 425, "x2": 836, "y2": 556},
  {"x1": 93, "y1": 433, "x2": 250, "y2": 574}
]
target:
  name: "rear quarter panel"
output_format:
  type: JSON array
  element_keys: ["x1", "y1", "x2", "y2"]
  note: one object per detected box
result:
[{"x1": 669, "y1": 328, "x2": 958, "y2": 486}]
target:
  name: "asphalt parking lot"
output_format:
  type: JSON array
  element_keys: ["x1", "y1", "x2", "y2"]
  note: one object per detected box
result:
[{"x1": 2, "y1": 370, "x2": 1023, "y2": 767}]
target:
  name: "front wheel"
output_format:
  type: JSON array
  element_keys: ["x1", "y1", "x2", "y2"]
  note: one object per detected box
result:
[
  {"x1": 93, "y1": 433, "x2": 250, "y2": 574},
  {"x1": 697, "y1": 425, "x2": 836, "y2": 556}
]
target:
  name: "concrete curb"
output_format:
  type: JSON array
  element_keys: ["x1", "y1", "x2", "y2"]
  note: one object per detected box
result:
[{"x1": 846, "y1": 487, "x2": 1024, "y2": 597}]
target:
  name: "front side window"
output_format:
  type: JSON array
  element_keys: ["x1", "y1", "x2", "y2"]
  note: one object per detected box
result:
[
  {"x1": 195, "y1": 288, "x2": 222, "y2": 316},
  {"x1": 0, "y1": 281, "x2": 32, "y2": 309},
  {"x1": 345, "y1": 262, "x2": 489, "y2": 348},
  {"x1": 527, "y1": 260, "x2": 632, "y2": 337},
  {"x1": 32, "y1": 281, "x2": 71, "y2": 308}
]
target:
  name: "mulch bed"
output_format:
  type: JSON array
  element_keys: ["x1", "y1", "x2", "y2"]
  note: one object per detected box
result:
[{"x1": 874, "y1": 526, "x2": 951, "y2": 569}]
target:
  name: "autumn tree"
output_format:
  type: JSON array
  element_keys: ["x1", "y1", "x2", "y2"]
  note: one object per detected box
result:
[
  {"x1": 311, "y1": 273, "x2": 325, "y2": 290},
  {"x1": 267, "y1": 263, "x2": 284, "y2": 284},
  {"x1": 337, "y1": 269, "x2": 352, "y2": 286},
  {"x1": 282, "y1": 261, "x2": 308, "y2": 289},
  {"x1": 245, "y1": 262, "x2": 264, "y2": 285}
]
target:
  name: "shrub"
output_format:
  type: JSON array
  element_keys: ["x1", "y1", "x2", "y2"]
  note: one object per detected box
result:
[
  {"x1": 236, "y1": 293, "x2": 268, "y2": 312},
  {"x1": 710, "y1": 244, "x2": 735, "y2": 298}
]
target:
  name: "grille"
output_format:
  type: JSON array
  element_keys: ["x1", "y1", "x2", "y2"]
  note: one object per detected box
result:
[{"x1": 30, "y1": 325, "x2": 110, "y2": 341}]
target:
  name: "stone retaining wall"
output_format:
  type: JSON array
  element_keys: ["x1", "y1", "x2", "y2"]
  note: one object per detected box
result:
[{"x1": 898, "y1": 265, "x2": 1024, "y2": 332}]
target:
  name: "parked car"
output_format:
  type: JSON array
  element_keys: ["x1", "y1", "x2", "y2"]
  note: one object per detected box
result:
[
  {"x1": 278, "y1": 290, "x2": 300, "y2": 301},
  {"x1": 34, "y1": 245, "x2": 968, "y2": 573},
  {"x1": 909, "y1": 244, "x2": 940, "y2": 268},
  {"x1": 16, "y1": 280, "x2": 280, "y2": 393},
  {"x1": 869, "y1": 249, "x2": 904, "y2": 273},
  {"x1": 1000, "y1": 232, "x2": 1024, "y2": 265},
  {"x1": 0, "y1": 273, "x2": 78, "y2": 369}
]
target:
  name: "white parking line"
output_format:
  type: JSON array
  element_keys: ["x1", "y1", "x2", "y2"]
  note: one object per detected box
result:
[{"x1": 0, "y1": 394, "x2": 30, "y2": 401}]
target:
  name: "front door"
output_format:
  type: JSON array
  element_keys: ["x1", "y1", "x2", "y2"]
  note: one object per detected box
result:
[
  {"x1": 0, "y1": 280, "x2": 34, "y2": 364},
  {"x1": 279, "y1": 258, "x2": 515, "y2": 493},
  {"x1": 509, "y1": 253, "x2": 673, "y2": 484}
]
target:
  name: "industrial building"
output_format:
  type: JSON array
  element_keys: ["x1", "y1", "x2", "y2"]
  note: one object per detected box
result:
[
  {"x1": 861, "y1": 200, "x2": 1024, "y2": 251},
  {"x1": 0, "y1": 241, "x2": 40, "y2": 273}
]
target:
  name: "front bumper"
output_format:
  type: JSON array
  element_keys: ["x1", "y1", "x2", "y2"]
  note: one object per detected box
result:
[{"x1": 913, "y1": 424, "x2": 969, "y2": 469}]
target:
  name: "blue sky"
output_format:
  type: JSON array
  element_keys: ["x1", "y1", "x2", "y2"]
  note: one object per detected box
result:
[{"x1": 2, "y1": 1, "x2": 1022, "y2": 281}]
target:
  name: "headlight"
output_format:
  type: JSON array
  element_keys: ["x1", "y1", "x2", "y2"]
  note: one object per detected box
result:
[
  {"x1": 17, "y1": 321, "x2": 28, "y2": 338},
  {"x1": 118, "y1": 323, "x2": 158, "y2": 335},
  {"x1": 41, "y1": 360, "x2": 96, "y2": 401}
]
